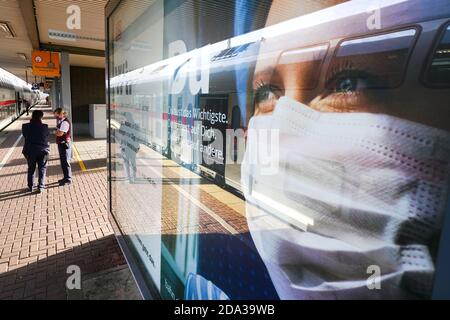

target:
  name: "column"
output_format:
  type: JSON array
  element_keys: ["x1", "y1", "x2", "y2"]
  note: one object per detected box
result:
[{"x1": 60, "y1": 52, "x2": 73, "y2": 121}]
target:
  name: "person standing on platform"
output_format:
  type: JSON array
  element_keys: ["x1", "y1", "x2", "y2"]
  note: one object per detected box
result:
[
  {"x1": 54, "y1": 108, "x2": 73, "y2": 185},
  {"x1": 25, "y1": 101, "x2": 30, "y2": 116},
  {"x1": 22, "y1": 110, "x2": 50, "y2": 193},
  {"x1": 120, "y1": 112, "x2": 139, "y2": 183}
]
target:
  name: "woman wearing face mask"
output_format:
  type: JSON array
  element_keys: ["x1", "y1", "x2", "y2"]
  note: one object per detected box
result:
[{"x1": 241, "y1": 0, "x2": 450, "y2": 299}]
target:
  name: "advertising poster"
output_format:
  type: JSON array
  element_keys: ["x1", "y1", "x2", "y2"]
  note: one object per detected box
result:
[{"x1": 108, "y1": 0, "x2": 450, "y2": 300}]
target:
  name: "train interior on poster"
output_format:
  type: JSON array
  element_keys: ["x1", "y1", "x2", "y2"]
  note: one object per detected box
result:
[{"x1": 109, "y1": 3, "x2": 450, "y2": 195}]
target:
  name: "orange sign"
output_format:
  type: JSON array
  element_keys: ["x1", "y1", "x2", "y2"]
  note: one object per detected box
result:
[{"x1": 32, "y1": 51, "x2": 60, "y2": 77}]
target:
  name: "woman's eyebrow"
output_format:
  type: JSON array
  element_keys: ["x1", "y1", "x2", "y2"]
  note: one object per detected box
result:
[{"x1": 253, "y1": 67, "x2": 276, "y2": 86}]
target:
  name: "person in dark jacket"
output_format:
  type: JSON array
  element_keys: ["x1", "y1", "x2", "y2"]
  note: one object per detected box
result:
[{"x1": 22, "y1": 110, "x2": 50, "y2": 193}]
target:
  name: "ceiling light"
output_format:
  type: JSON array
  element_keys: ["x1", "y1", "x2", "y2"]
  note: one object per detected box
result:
[
  {"x1": 17, "y1": 53, "x2": 27, "y2": 61},
  {"x1": 0, "y1": 21, "x2": 14, "y2": 38}
]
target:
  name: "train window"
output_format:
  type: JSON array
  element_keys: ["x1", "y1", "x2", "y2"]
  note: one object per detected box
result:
[
  {"x1": 424, "y1": 24, "x2": 450, "y2": 86},
  {"x1": 327, "y1": 28, "x2": 418, "y2": 90},
  {"x1": 277, "y1": 44, "x2": 329, "y2": 89}
]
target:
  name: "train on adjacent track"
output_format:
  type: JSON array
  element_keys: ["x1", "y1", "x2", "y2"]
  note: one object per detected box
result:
[{"x1": 0, "y1": 67, "x2": 42, "y2": 131}]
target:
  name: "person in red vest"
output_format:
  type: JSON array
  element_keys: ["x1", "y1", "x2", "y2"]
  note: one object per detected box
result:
[{"x1": 54, "y1": 108, "x2": 72, "y2": 185}]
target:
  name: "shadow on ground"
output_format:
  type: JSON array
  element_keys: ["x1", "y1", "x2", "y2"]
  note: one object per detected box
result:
[{"x1": 0, "y1": 235, "x2": 127, "y2": 300}]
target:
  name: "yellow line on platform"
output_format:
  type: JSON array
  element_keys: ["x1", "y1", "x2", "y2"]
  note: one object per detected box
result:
[
  {"x1": 85, "y1": 167, "x2": 107, "y2": 172},
  {"x1": 72, "y1": 144, "x2": 87, "y2": 172}
]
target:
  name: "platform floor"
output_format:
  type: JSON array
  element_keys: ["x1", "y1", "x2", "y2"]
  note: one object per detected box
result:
[{"x1": 0, "y1": 106, "x2": 126, "y2": 299}]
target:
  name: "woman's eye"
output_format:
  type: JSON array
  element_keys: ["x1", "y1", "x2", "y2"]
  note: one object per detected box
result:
[
  {"x1": 326, "y1": 69, "x2": 377, "y2": 94},
  {"x1": 254, "y1": 83, "x2": 281, "y2": 105}
]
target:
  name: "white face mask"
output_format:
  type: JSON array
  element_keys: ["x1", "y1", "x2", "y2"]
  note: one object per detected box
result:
[{"x1": 241, "y1": 96, "x2": 450, "y2": 299}]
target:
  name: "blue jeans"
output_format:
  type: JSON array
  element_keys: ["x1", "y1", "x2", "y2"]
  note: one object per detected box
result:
[
  {"x1": 27, "y1": 154, "x2": 48, "y2": 188},
  {"x1": 58, "y1": 143, "x2": 72, "y2": 181}
]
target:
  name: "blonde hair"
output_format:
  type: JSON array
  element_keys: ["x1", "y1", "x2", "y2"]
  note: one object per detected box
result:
[{"x1": 54, "y1": 107, "x2": 67, "y2": 116}]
